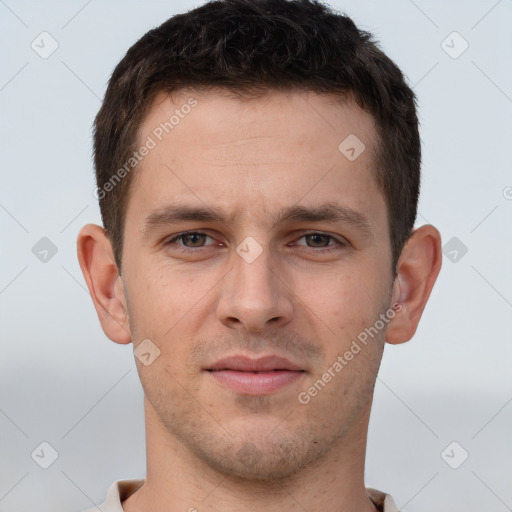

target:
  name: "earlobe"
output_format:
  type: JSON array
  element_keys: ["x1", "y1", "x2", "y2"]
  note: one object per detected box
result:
[
  {"x1": 76, "y1": 224, "x2": 132, "y2": 345},
  {"x1": 386, "y1": 225, "x2": 442, "y2": 345}
]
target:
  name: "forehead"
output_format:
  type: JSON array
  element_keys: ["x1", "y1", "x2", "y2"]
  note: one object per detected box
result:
[
  {"x1": 140, "y1": 88, "x2": 377, "y2": 157},
  {"x1": 128, "y1": 88, "x2": 385, "y2": 233}
]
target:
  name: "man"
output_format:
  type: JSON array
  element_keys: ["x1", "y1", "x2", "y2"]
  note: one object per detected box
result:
[{"x1": 77, "y1": 0, "x2": 442, "y2": 510}]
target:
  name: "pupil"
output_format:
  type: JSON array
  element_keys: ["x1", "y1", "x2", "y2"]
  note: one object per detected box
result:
[
  {"x1": 308, "y1": 234, "x2": 326, "y2": 247},
  {"x1": 186, "y1": 233, "x2": 203, "y2": 246}
]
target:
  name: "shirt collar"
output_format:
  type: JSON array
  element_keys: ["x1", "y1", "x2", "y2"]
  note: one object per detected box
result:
[{"x1": 89, "y1": 479, "x2": 401, "y2": 512}]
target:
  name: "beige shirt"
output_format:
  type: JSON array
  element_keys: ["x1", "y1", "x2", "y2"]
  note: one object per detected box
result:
[{"x1": 82, "y1": 479, "x2": 401, "y2": 511}]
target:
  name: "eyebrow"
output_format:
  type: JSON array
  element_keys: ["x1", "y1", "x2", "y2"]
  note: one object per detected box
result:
[{"x1": 140, "y1": 202, "x2": 372, "y2": 237}]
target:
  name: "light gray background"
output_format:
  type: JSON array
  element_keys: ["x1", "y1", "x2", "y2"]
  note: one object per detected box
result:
[{"x1": 1, "y1": 1, "x2": 511, "y2": 511}]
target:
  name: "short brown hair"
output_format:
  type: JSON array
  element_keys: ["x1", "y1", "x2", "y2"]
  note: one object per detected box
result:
[{"x1": 93, "y1": 0, "x2": 420, "y2": 274}]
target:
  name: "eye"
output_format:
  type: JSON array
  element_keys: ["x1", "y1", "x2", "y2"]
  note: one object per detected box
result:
[
  {"x1": 163, "y1": 230, "x2": 347, "y2": 256},
  {"x1": 293, "y1": 232, "x2": 346, "y2": 253},
  {"x1": 165, "y1": 231, "x2": 218, "y2": 252}
]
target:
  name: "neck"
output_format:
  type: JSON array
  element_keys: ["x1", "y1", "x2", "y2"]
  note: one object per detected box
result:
[{"x1": 122, "y1": 396, "x2": 378, "y2": 512}]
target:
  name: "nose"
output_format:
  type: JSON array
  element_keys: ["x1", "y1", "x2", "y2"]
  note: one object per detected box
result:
[{"x1": 216, "y1": 241, "x2": 294, "y2": 332}]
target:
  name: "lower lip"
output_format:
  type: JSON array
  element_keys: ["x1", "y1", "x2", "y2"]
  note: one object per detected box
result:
[{"x1": 207, "y1": 369, "x2": 304, "y2": 395}]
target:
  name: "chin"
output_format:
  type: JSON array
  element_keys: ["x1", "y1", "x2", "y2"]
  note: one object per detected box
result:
[
  {"x1": 201, "y1": 447, "x2": 306, "y2": 482},
  {"x1": 188, "y1": 425, "x2": 330, "y2": 484}
]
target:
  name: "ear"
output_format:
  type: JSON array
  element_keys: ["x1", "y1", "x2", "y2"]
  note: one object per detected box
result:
[
  {"x1": 76, "y1": 223, "x2": 132, "y2": 345},
  {"x1": 386, "y1": 224, "x2": 442, "y2": 345}
]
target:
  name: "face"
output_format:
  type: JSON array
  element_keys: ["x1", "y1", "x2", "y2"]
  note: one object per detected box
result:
[{"x1": 120, "y1": 89, "x2": 395, "y2": 480}]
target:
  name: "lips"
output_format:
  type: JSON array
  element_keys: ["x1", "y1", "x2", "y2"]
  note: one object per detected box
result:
[
  {"x1": 205, "y1": 355, "x2": 305, "y2": 395},
  {"x1": 207, "y1": 355, "x2": 303, "y2": 372}
]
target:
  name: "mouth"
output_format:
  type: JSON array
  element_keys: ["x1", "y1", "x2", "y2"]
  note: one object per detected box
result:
[{"x1": 205, "y1": 355, "x2": 306, "y2": 395}]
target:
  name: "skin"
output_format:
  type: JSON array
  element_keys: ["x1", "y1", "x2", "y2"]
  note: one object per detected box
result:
[{"x1": 77, "y1": 89, "x2": 442, "y2": 512}]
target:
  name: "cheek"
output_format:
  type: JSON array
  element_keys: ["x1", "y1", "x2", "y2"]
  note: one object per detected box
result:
[
  {"x1": 131, "y1": 262, "x2": 199, "y2": 315},
  {"x1": 127, "y1": 264, "x2": 215, "y2": 368},
  {"x1": 124, "y1": 267, "x2": 175, "y2": 347},
  {"x1": 296, "y1": 265, "x2": 376, "y2": 320},
  {"x1": 294, "y1": 261, "x2": 389, "y2": 354}
]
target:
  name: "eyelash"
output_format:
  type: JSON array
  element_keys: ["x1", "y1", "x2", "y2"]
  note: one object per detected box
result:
[{"x1": 164, "y1": 231, "x2": 347, "y2": 255}]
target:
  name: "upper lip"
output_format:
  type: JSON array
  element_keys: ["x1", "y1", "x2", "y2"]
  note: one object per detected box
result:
[{"x1": 206, "y1": 355, "x2": 303, "y2": 372}]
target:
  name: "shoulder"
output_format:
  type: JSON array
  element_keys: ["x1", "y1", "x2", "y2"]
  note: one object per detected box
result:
[
  {"x1": 80, "y1": 478, "x2": 145, "y2": 512},
  {"x1": 366, "y1": 487, "x2": 401, "y2": 512}
]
